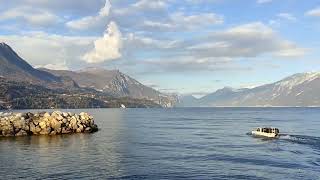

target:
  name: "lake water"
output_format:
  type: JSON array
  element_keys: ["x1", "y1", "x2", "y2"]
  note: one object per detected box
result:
[{"x1": 0, "y1": 108, "x2": 320, "y2": 179}]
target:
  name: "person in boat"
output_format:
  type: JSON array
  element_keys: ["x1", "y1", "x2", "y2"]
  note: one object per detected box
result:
[{"x1": 252, "y1": 127, "x2": 280, "y2": 137}]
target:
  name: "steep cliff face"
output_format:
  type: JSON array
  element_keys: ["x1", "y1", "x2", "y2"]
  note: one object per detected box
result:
[
  {"x1": 0, "y1": 77, "x2": 162, "y2": 109},
  {"x1": 45, "y1": 68, "x2": 178, "y2": 107}
]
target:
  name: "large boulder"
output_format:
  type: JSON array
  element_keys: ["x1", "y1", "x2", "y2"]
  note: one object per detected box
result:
[
  {"x1": 62, "y1": 112, "x2": 69, "y2": 118},
  {"x1": 43, "y1": 112, "x2": 51, "y2": 118},
  {"x1": 50, "y1": 118, "x2": 61, "y2": 130},
  {"x1": 62, "y1": 127, "x2": 72, "y2": 134},
  {"x1": 15, "y1": 130, "x2": 28, "y2": 136},
  {"x1": 69, "y1": 117, "x2": 78, "y2": 130},
  {"x1": 40, "y1": 127, "x2": 51, "y2": 135},
  {"x1": 39, "y1": 121, "x2": 47, "y2": 129},
  {"x1": 1, "y1": 124, "x2": 14, "y2": 136}
]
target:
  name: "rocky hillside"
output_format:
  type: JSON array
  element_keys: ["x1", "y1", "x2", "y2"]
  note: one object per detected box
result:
[
  {"x1": 175, "y1": 95, "x2": 199, "y2": 107},
  {"x1": 179, "y1": 72, "x2": 320, "y2": 107},
  {"x1": 0, "y1": 42, "x2": 175, "y2": 108},
  {"x1": 0, "y1": 77, "x2": 161, "y2": 109},
  {"x1": 44, "y1": 68, "x2": 178, "y2": 107},
  {"x1": 0, "y1": 43, "x2": 78, "y2": 89}
]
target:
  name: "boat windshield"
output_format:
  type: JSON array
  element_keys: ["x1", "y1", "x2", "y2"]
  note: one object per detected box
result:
[
  {"x1": 255, "y1": 127, "x2": 279, "y2": 134},
  {"x1": 262, "y1": 128, "x2": 272, "y2": 133}
]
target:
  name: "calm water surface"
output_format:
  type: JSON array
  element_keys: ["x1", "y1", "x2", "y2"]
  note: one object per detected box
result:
[{"x1": 0, "y1": 108, "x2": 320, "y2": 179}]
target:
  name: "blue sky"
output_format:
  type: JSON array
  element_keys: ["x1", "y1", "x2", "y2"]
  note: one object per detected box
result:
[{"x1": 0, "y1": 0, "x2": 320, "y2": 96}]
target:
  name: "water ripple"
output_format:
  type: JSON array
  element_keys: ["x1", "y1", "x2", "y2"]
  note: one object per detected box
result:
[{"x1": 0, "y1": 108, "x2": 320, "y2": 179}]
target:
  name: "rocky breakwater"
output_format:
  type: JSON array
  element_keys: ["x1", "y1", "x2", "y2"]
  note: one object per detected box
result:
[{"x1": 0, "y1": 111, "x2": 98, "y2": 137}]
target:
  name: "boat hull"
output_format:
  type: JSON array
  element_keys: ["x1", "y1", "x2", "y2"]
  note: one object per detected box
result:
[{"x1": 251, "y1": 131, "x2": 278, "y2": 138}]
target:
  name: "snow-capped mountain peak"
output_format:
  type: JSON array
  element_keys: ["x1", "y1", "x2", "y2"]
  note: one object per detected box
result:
[{"x1": 275, "y1": 72, "x2": 320, "y2": 90}]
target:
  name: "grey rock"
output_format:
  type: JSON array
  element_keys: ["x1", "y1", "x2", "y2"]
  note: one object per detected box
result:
[
  {"x1": 62, "y1": 127, "x2": 71, "y2": 134},
  {"x1": 16, "y1": 130, "x2": 28, "y2": 136}
]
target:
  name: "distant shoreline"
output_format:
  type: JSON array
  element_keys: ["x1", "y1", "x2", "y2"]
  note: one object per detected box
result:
[
  {"x1": 177, "y1": 106, "x2": 320, "y2": 108},
  {"x1": 2, "y1": 106, "x2": 320, "y2": 111}
]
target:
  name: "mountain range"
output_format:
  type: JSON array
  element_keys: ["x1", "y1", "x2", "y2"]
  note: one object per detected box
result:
[
  {"x1": 178, "y1": 72, "x2": 320, "y2": 107},
  {"x1": 2, "y1": 42, "x2": 320, "y2": 108},
  {"x1": 0, "y1": 42, "x2": 177, "y2": 109},
  {"x1": 43, "y1": 68, "x2": 177, "y2": 107}
]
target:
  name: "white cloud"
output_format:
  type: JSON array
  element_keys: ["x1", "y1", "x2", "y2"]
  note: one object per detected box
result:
[
  {"x1": 0, "y1": 32, "x2": 94, "y2": 68},
  {"x1": 125, "y1": 33, "x2": 179, "y2": 49},
  {"x1": 273, "y1": 48, "x2": 307, "y2": 58},
  {"x1": 120, "y1": 22, "x2": 306, "y2": 74},
  {"x1": 257, "y1": 0, "x2": 272, "y2": 4},
  {"x1": 142, "y1": 21, "x2": 174, "y2": 30},
  {"x1": 83, "y1": 21, "x2": 122, "y2": 63},
  {"x1": 109, "y1": 0, "x2": 223, "y2": 33},
  {"x1": 277, "y1": 13, "x2": 297, "y2": 21},
  {"x1": 305, "y1": 7, "x2": 320, "y2": 17},
  {"x1": 36, "y1": 62, "x2": 69, "y2": 70},
  {"x1": 189, "y1": 22, "x2": 306, "y2": 58},
  {"x1": 0, "y1": 6, "x2": 60, "y2": 26},
  {"x1": 185, "y1": 0, "x2": 220, "y2": 4},
  {"x1": 66, "y1": 0, "x2": 111, "y2": 30},
  {"x1": 268, "y1": 13, "x2": 296, "y2": 28},
  {"x1": 268, "y1": 19, "x2": 280, "y2": 27},
  {"x1": 113, "y1": 0, "x2": 167, "y2": 16},
  {"x1": 141, "y1": 12, "x2": 223, "y2": 31},
  {"x1": 132, "y1": 0, "x2": 167, "y2": 10},
  {"x1": 187, "y1": 42, "x2": 231, "y2": 50},
  {"x1": 0, "y1": 0, "x2": 105, "y2": 15},
  {"x1": 170, "y1": 12, "x2": 223, "y2": 28},
  {"x1": 135, "y1": 56, "x2": 251, "y2": 73}
]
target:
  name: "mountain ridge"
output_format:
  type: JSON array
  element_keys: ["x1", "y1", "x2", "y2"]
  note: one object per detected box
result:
[
  {"x1": 0, "y1": 42, "x2": 78, "y2": 89},
  {"x1": 179, "y1": 72, "x2": 320, "y2": 107},
  {"x1": 42, "y1": 68, "x2": 178, "y2": 107}
]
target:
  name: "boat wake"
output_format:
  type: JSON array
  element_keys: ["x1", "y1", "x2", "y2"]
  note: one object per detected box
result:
[
  {"x1": 278, "y1": 134, "x2": 320, "y2": 150},
  {"x1": 247, "y1": 132, "x2": 320, "y2": 150},
  {"x1": 246, "y1": 132, "x2": 279, "y2": 140}
]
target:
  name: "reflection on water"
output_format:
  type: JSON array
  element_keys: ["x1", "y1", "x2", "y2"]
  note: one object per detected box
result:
[
  {"x1": 0, "y1": 108, "x2": 320, "y2": 179},
  {"x1": 0, "y1": 109, "x2": 125, "y2": 179}
]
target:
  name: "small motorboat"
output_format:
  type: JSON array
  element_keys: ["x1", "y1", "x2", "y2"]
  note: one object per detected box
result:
[
  {"x1": 251, "y1": 127, "x2": 279, "y2": 138},
  {"x1": 120, "y1": 104, "x2": 126, "y2": 109}
]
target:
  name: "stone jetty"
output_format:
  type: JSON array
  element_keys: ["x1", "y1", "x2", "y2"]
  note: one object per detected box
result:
[{"x1": 0, "y1": 111, "x2": 98, "y2": 137}]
